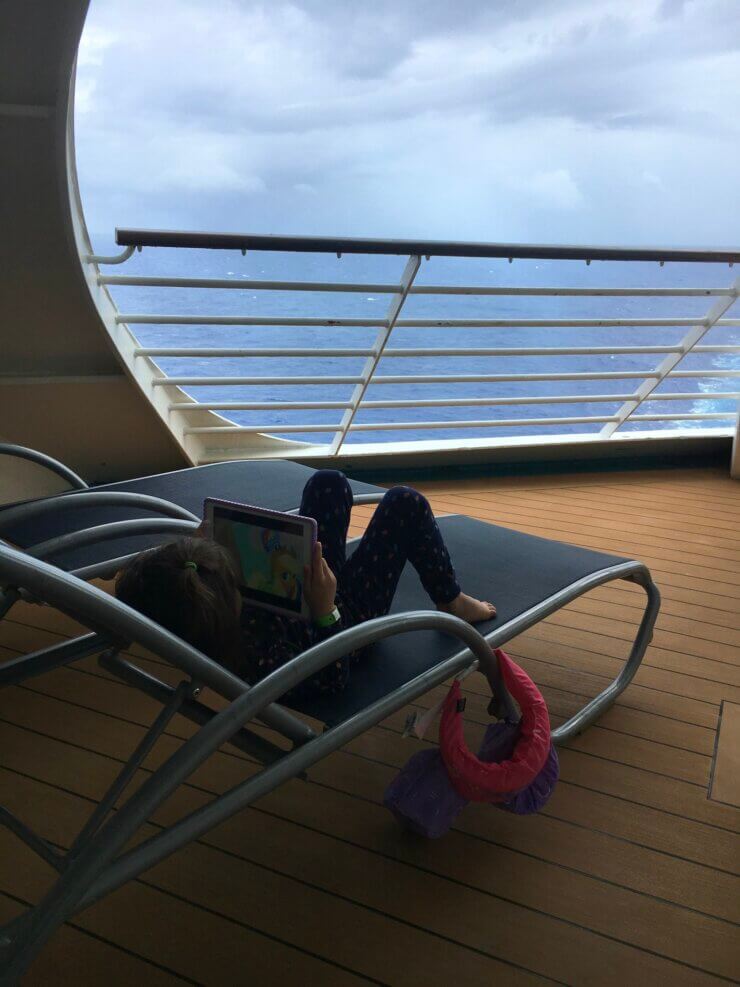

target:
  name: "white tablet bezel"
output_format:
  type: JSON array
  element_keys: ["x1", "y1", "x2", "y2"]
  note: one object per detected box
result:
[{"x1": 204, "y1": 497, "x2": 317, "y2": 621}]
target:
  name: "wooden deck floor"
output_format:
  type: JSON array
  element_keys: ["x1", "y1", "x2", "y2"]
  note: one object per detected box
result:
[{"x1": 1, "y1": 467, "x2": 739, "y2": 985}]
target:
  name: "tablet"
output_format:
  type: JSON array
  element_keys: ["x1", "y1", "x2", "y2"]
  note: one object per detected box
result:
[{"x1": 204, "y1": 498, "x2": 317, "y2": 620}]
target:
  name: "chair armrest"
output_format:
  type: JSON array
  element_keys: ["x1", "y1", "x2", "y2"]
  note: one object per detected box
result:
[
  {"x1": 350, "y1": 492, "x2": 385, "y2": 506},
  {"x1": 0, "y1": 490, "x2": 199, "y2": 536},
  {"x1": 285, "y1": 490, "x2": 385, "y2": 516},
  {"x1": 27, "y1": 518, "x2": 198, "y2": 562},
  {"x1": 0, "y1": 443, "x2": 87, "y2": 491},
  {"x1": 251, "y1": 609, "x2": 518, "y2": 721}
]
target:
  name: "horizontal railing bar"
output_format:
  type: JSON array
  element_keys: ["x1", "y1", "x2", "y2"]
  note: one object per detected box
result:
[
  {"x1": 101, "y1": 277, "x2": 734, "y2": 299},
  {"x1": 172, "y1": 394, "x2": 637, "y2": 412},
  {"x1": 150, "y1": 348, "x2": 373, "y2": 358},
  {"x1": 373, "y1": 372, "x2": 659, "y2": 383},
  {"x1": 628, "y1": 412, "x2": 737, "y2": 421},
  {"x1": 100, "y1": 275, "x2": 400, "y2": 293},
  {"x1": 152, "y1": 369, "x2": 740, "y2": 388},
  {"x1": 153, "y1": 376, "x2": 363, "y2": 386},
  {"x1": 182, "y1": 410, "x2": 738, "y2": 433},
  {"x1": 411, "y1": 286, "x2": 733, "y2": 297},
  {"x1": 381, "y1": 346, "x2": 683, "y2": 356},
  {"x1": 397, "y1": 318, "x2": 714, "y2": 328},
  {"x1": 160, "y1": 375, "x2": 362, "y2": 388},
  {"x1": 349, "y1": 416, "x2": 619, "y2": 429},
  {"x1": 351, "y1": 394, "x2": 634, "y2": 408},
  {"x1": 153, "y1": 371, "x2": 663, "y2": 387},
  {"x1": 115, "y1": 227, "x2": 740, "y2": 264},
  {"x1": 99, "y1": 274, "x2": 734, "y2": 298},
  {"x1": 147, "y1": 346, "x2": 685, "y2": 361},
  {"x1": 693, "y1": 345, "x2": 740, "y2": 352},
  {"x1": 169, "y1": 392, "x2": 740, "y2": 413},
  {"x1": 137, "y1": 348, "x2": 368, "y2": 358},
  {"x1": 139, "y1": 346, "x2": 676, "y2": 360},
  {"x1": 120, "y1": 314, "x2": 738, "y2": 329},
  {"x1": 184, "y1": 415, "x2": 623, "y2": 434},
  {"x1": 185, "y1": 424, "x2": 340, "y2": 433},
  {"x1": 172, "y1": 400, "x2": 352, "y2": 411},
  {"x1": 133, "y1": 346, "x2": 740, "y2": 359},
  {"x1": 139, "y1": 342, "x2": 739, "y2": 360},
  {"x1": 642, "y1": 391, "x2": 740, "y2": 401},
  {"x1": 119, "y1": 315, "x2": 386, "y2": 327},
  {"x1": 670, "y1": 370, "x2": 740, "y2": 377}
]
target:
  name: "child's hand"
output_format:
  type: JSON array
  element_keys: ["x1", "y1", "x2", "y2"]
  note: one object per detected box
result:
[{"x1": 303, "y1": 542, "x2": 337, "y2": 618}]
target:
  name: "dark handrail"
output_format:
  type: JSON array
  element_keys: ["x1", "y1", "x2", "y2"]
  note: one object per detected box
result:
[{"x1": 115, "y1": 228, "x2": 740, "y2": 264}]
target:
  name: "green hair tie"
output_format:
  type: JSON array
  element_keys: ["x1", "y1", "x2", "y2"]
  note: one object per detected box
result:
[{"x1": 184, "y1": 561, "x2": 198, "y2": 571}]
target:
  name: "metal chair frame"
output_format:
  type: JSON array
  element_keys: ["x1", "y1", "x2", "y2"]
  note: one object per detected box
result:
[{"x1": 0, "y1": 447, "x2": 660, "y2": 982}]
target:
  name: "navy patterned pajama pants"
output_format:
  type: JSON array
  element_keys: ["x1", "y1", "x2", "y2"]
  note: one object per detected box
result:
[{"x1": 299, "y1": 470, "x2": 461, "y2": 621}]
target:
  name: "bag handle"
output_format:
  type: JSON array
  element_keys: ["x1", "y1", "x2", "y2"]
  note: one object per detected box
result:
[
  {"x1": 403, "y1": 647, "x2": 518, "y2": 740},
  {"x1": 479, "y1": 647, "x2": 519, "y2": 721}
]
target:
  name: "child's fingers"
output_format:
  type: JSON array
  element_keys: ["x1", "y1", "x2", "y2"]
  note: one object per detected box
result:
[{"x1": 312, "y1": 541, "x2": 323, "y2": 569}]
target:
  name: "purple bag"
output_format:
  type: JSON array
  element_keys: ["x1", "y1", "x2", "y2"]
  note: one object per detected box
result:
[
  {"x1": 383, "y1": 748, "x2": 468, "y2": 839},
  {"x1": 495, "y1": 743, "x2": 559, "y2": 814},
  {"x1": 478, "y1": 719, "x2": 519, "y2": 761},
  {"x1": 479, "y1": 720, "x2": 559, "y2": 815},
  {"x1": 384, "y1": 718, "x2": 559, "y2": 837}
]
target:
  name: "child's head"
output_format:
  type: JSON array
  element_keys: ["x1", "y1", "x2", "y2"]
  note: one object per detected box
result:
[{"x1": 115, "y1": 536, "x2": 242, "y2": 664}]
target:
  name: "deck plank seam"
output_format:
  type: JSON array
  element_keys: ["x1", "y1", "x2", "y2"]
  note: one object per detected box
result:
[
  {"x1": 5, "y1": 665, "x2": 722, "y2": 791},
  {"x1": 415, "y1": 502, "x2": 740, "y2": 561},
  {"x1": 0, "y1": 769, "x2": 558, "y2": 986},
  {"x1": 0, "y1": 887, "x2": 204, "y2": 986},
  {"x1": 7, "y1": 680, "x2": 734, "y2": 865},
  {"x1": 0, "y1": 697, "x2": 719, "y2": 820},
  {"x1": 20, "y1": 660, "x2": 719, "y2": 759},
  {"x1": 64, "y1": 649, "x2": 725, "y2": 732},
  {"x1": 340, "y1": 741, "x2": 740, "y2": 834},
  {"x1": 6, "y1": 753, "x2": 739, "y2": 902},
  {"x1": 2, "y1": 762, "x2": 733, "y2": 983},
  {"x1": 5, "y1": 603, "x2": 738, "y2": 698}
]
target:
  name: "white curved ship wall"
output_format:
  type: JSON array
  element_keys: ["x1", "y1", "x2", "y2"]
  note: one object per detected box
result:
[
  {"x1": 0, "y1": 0, "x2": 188, "y2": 492},
  {"x1": 2, "y1": 1, "x2": 737, "y2": 495}
]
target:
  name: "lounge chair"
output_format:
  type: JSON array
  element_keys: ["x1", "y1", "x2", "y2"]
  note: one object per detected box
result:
[{"x1": 0, "y1": 444, "x2": 660, "y2": 980}]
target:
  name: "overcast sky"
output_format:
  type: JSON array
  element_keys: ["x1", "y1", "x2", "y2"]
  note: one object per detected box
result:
[{"x1": 75, "y1": 0, "x2": 739, "y2": 246}]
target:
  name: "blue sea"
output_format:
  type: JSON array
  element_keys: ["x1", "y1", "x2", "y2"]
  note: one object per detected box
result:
[{"x1": 95, "y1": 239, "x2": 739, "y2": 445}]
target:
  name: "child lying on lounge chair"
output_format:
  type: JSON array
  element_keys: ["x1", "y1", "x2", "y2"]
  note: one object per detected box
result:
[{"x1": 115, "y1": 470, "x2": 496, "y2": 697}]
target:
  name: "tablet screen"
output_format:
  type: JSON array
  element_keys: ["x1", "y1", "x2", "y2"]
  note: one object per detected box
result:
[{"x1": 211, "y1": 504, "x2": 308, "y2": 615}]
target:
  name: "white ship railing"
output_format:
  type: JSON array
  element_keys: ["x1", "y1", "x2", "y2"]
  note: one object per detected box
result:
[{"x1": 91, "y1": 231, "x2": 740, "y2": 458}]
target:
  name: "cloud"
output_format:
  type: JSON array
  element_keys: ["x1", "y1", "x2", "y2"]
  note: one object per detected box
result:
[
  {"x1": 526, "y1": 170, "x2": 584, "y2": 210},
  {"x1": 74, "y1": 0, "x2": 740, "y2": 246}
]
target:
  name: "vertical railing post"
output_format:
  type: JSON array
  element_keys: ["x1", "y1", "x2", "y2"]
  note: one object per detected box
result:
[
  {"x1": 601, "y1": 274, "x2": 740, "y2": 437},
  {"x1": 329, "y1": 254, "x2": 421, "y2": 455}
]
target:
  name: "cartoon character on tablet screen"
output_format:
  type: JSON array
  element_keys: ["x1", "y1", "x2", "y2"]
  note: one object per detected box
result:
[{"x1": 232, "y1": 524, "x2": 303, "y2": 603}]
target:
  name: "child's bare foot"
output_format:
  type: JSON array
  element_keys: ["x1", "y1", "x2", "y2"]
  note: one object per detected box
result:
[{"x1": 439, "y1": 592, "x2": 496, "y2": 623}]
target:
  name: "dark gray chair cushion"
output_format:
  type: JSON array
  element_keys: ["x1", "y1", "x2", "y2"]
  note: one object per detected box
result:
[
  {"x1": 0, "y1": 465, "x2": 632, "y2": 731},
  {"x1": 0, "y1": 460, "x2": 384, "y2": 571},
  {"x1": 289, "y1": 514, "x2": 629, "y2": 725}
]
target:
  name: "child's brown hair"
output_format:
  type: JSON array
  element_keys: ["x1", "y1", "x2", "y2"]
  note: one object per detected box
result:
[{"x1": 115, "y1": 537, "x2": 242, "y2": 666}]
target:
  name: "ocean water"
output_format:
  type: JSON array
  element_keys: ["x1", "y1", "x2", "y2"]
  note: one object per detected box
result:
[{"x1": 96, "y1": 240, "x2": 739, "y2": 445}]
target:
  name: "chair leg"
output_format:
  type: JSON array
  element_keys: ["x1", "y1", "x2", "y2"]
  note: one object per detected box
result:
[
  {"x1": 99, "y1": 651, "x2": 290, "y2": 766},
  {"x1": 0, "y1": 632, "x2": 111, "y2": 687},
  {"x1": 550, "y1": 572, "x2": 661, "y2": 744}
]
